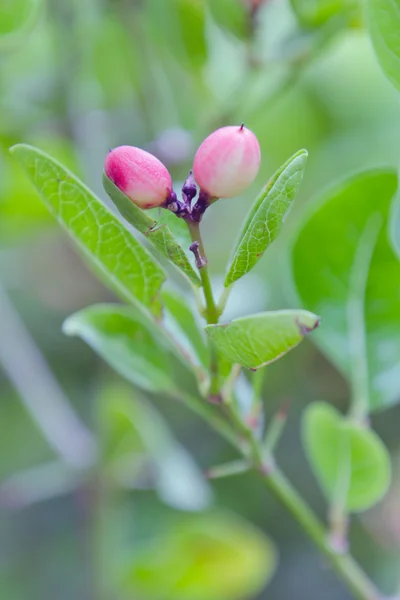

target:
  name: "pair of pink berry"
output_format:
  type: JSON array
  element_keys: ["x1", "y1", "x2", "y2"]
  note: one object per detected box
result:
[{"x1": 104, "y1": 125, "x2": 261, "y2": 217}]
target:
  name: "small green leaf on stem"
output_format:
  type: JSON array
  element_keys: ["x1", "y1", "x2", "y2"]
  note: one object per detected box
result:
[
  {"x1": 224, "y1": 149, "x2": 307, "y2": 287},
  {"x1": 303, "y1": 402, "x2": 391, "y2": 512},
  {"x1": 205, "y1": 309, "x2": 320, "y2": 370},
  {"x1": 11, "y1": 145, "x2": 165, "y2": 314},
  {"x1": 103, "y1": 174, "x2": 201, "y2": 287},
  {"x1": 63, "y1": 304, "x2": 188, "y2": 394}
]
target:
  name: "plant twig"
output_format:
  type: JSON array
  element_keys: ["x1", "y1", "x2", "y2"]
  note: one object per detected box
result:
[
  {"x1": 187, "y1": 222, "x2": 221, "y2": 400},
  {"x1": 248, "y1": 368, "x2": 266, "y2": 428},
  {"x1": 190, "y1": 228, "x2": 385, "y2": 600},
  {"x1": 261, "y1": 468, "x2": 382, "y2": 600},
  {"x1": 263, "y1": 400, "x2": 290, "y2": 456},
  {"x1": 200, "y1": 406, "x2": 382, "y2": 600},
  {"x1": 222, "y1": 364, "x2": 242, "y2": 404},
  {"x1": 206, "y1": 459, "x2": 250, "y2": 480},
  {"x1": 187, "y1": 223, "x2": 219, "y2": 324}
]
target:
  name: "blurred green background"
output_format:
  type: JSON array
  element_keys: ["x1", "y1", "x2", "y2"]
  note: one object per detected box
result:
[{"x1": 1, "y1": 0, "x2": 400, "y2": 599}]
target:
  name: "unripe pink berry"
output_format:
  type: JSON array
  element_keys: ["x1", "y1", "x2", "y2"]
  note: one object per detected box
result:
[
  {"x1": 104, "y1": 146, "x2": 173, "y2": 209},
  {"x1": 193, "y1": 125, "x2": 261, "y2": 199}
]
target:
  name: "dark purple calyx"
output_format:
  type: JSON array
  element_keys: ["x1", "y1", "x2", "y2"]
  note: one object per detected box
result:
[
  {"x1": 190, "y1": 190, "x2": 210, "y2": 223},
  {"x1": 165, "y1": 190, "x2": 186, "y2": 216},
  {"x1": 182, "y1": 170, "x2": 197, "y2": 203},
  {"x1": 163, "y1": 170, "x2": 210, "y2": 223}
]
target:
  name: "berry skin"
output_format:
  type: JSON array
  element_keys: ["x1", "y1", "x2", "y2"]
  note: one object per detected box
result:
[
  {"x1": 104, "y1": 146, "x2": 173, "y2": 209},
  {"x1": 193, "y1": 125, "x2": 261, "y2": 199}
]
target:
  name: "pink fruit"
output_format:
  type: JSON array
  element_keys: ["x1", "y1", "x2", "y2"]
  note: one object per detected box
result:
[
  {"x1": 104, "y1": 145, "x2": 173, "y2": 209},
  {"x1": 193, "y1": 125, "x2": 261, "y2": 199}
]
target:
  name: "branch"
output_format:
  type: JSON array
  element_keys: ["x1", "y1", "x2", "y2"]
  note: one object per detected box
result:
[{"x1": 187, "y1": 221, "x2": 386, "y2": 600}]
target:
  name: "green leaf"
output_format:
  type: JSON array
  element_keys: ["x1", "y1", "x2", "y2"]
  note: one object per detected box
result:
[
  {"x1": 290, "y1": 169, "x2": 400, "y2": 411},
  {"x1": 176, "y1": 0, "x2": 207, "y2": 70},
  {"x1": 63, "y1": 304, "x2": 183, "y2": 394},
  {"x1": 91, "y1": 16, "x2": 143, "y2": 107},
  {"x1": 144, "y1": 0, "x2": 207, "y2": 70},
  {"x1": 225, "y1": 150, "x2": 308, "y2": 288},
  {"x1": 147, "y1": 203, "x2": 194, "y2": 251},
  {"x1": 100, "y1": 383, "x2": 212, "y2": 511},
  {"x1": 0, "y1": 137, "x2": 81, "y2": 242},
  {"x1": 11, "y1": 144, "x2": 165, "y2": 313},
  {"x1": 205, "y1": 309, "x2": 320, "y2": 370},
  {"x1": 125, "y1": 511, "x2": 277, "y2": 600},
  {"x1": 205, "y1": 0, "x2": 249, "y2": 39},
  {"x1": 366, "y1": 0, "x2": 400, "y2": 92},
  {"x1": 162, "y1": 288, "x2": 209, "y2": 368},
  {"x1": 103, "y1": 173, "x2": 201, "y2": 287},
  {"x1": 303, "y1": 403, "x2": 391, "y2": 511},
  {"x1": 0, "y1": 0, "x2": 41, "y2": 49},
  {"x1": 290, "y1": 0, "x2": 354, "y2": 27}
]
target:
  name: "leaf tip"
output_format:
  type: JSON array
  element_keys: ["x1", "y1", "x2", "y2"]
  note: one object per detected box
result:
[
  {"x1": 9, "y1": 143, "x2": 24, "y2": 158},
  {"x1": 9, "y1": 142, "x2": 34, "y2": 154},
  {"x1": 297, "y1": 314, "x2": 320, "y2": 337},
  {"x1": 62, "y1": 316, "x2": 78, "y2": 337}
]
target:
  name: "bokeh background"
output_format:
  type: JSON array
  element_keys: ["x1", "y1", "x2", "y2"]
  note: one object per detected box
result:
[{"x1": 1, "y1": 0, "x2": 400, "y2": 599}]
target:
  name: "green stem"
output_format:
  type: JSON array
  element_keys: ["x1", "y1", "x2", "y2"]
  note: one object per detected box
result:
[
  {"x1": 187, "y1": 222, "x2": 220, "y2": 398},
  {"x1": 187, "y1": 222, "x2": 219, "y2": 325},
  {"x1": 206, "y1": 459, "x2": 250, "y2": 480},
  {"x1": 263, "y1": 403, "x2": 288, "y2": 456},
  {"x1": 327, "y1": 431, "x2": 351, "y2": 553},
  {"x1": 222, "y1": 364, "x2": 242, "y2": 404},
  {"x1": 249, "y1": 368, "x2": 266, "y2": 426},
  {"x1": 184, "y1": 221, "x2": 383, "y2": 600},
  {"x1": 175, "y1": 392, "x2": 244, "y2": 452},
  {"x1": 328, "y1": 502, "x2": 349, "y2": 555},
  {"x1": 223, "y1": 401, "x2": 261, "y2": 465},
  {"x1": 262, "y1": 468, "x2": 381, "y2": 600},
  {"x1": 202, "y1": 408, "x2": 382, "y2": 600}
]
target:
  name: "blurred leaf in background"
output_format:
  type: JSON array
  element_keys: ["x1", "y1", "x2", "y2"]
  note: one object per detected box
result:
[
  {"x1": 366, "y1": 0, "x2": 400, "y2": 93},
  {"x1": 0, "y1": 0, "x2": 42, "y2": 49},
  {"x1": 99, "y1": 383, "x2": 212, "y2": 512},
  {"x1": 303, "y1": 402, "x2": 391, "y2": 511},
  {"x1": 2, "y1": 0, "x2": 400, "y2": 599},
  {"x1": 125, "y1": 511, "x2": 277, "y2": 600},
  {"x1": 290, "y1": 169, "x2": 400, "y2": 412}
]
